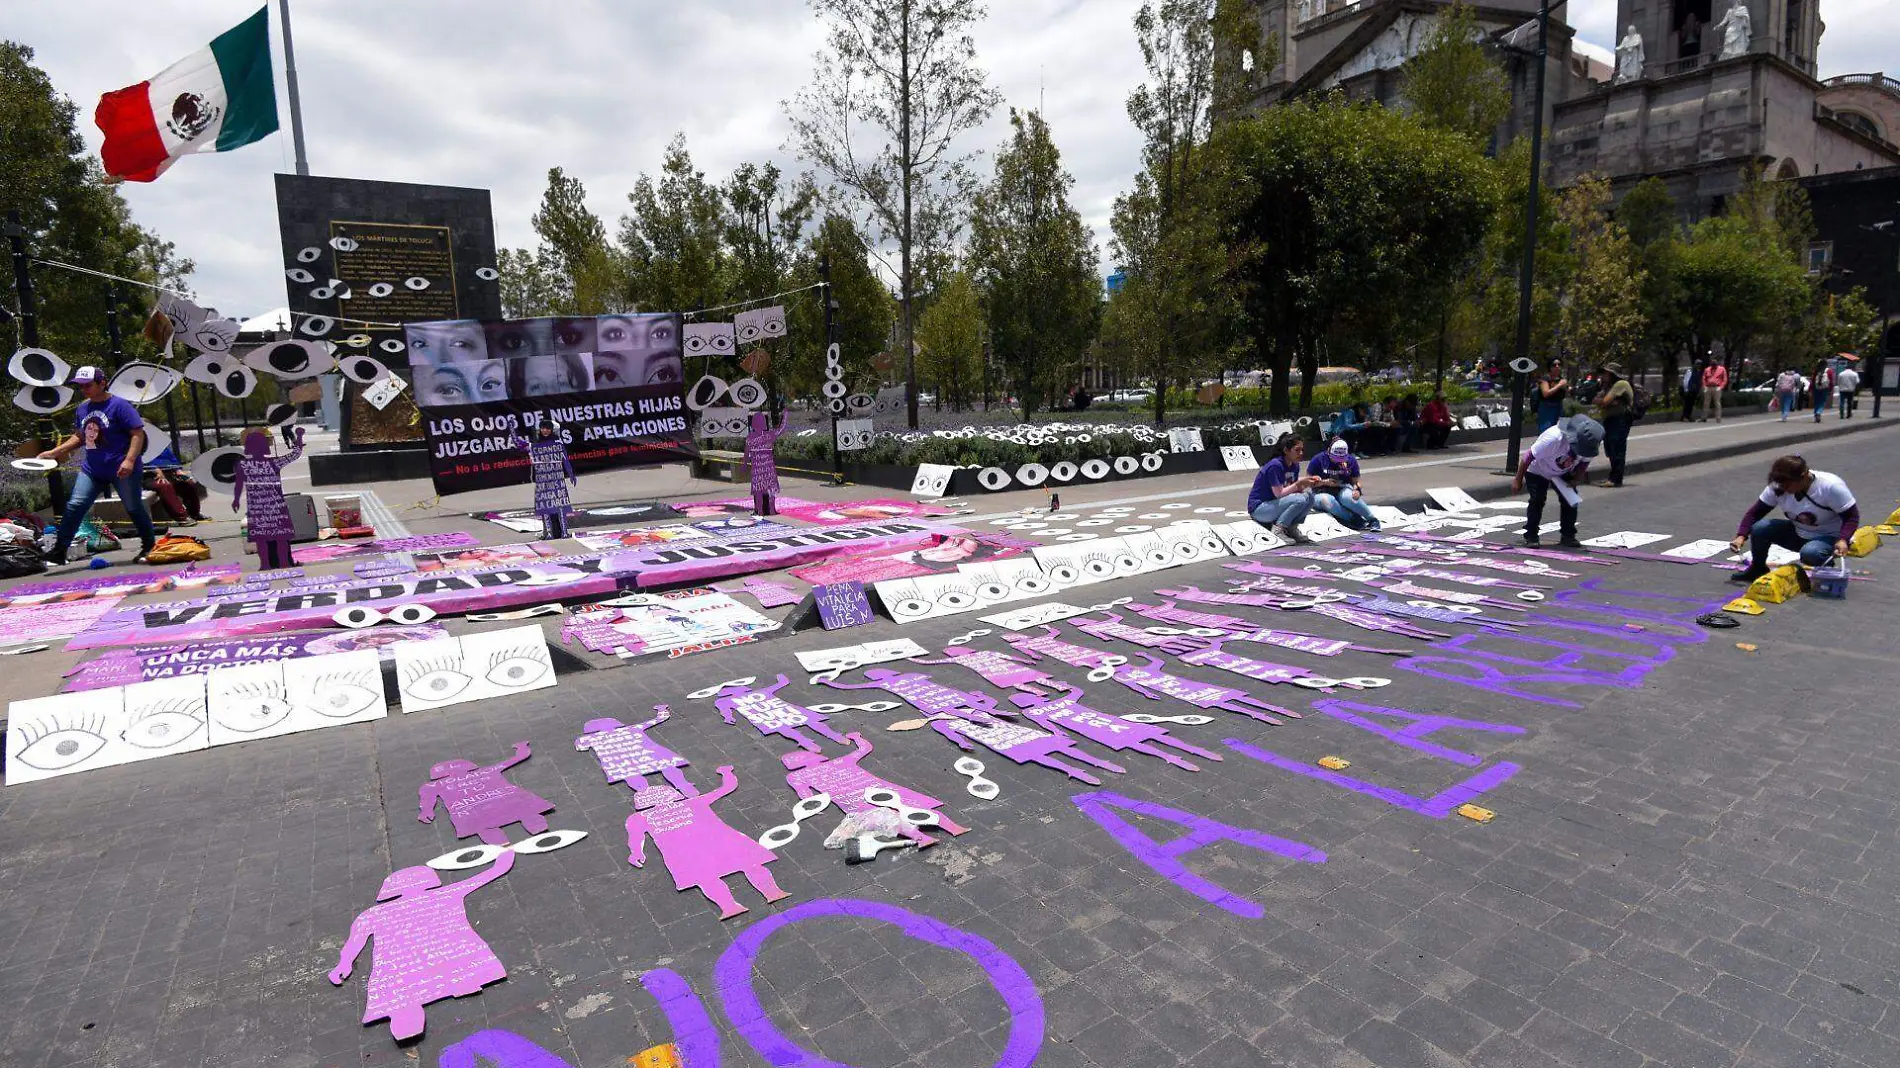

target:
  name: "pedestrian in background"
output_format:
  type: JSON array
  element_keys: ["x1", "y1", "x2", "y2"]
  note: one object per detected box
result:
[
  {"x1": 1421, "y1": 392, "x2": 1452, "y2": 450},
  {"x1": 1594, "y1": 363, "x2": 1635, "y2": 488},
  {"x1": 1811, "y1": 360, "x2": 1834, "y2": 422},
  {"x1": 1680, "y1": 359, "x2": 1703, "y2": 422},
  {"x1": 1837, "y1": 363, "x2": 1860, "y2": 419},
  {"x1": 1699, "y1": 359, "x2": 1728, "y2": 422},
  {"x1": 1774, "y1": 367, "x2": 1799, "y2": 421},
  {"x1": 1536, "y1": 358, "x2": 1569, "y2": 433}
]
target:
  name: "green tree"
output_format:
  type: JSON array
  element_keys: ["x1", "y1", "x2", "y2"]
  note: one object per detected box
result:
[
  {"x1": 526, "y1": 167, "x2": 622, "y2": 315},
  {"x1": 1617, "y1": 177, "x2": 1692, "y2": 394},
  {"x1": 1552, "y1": 176, "x2": 1645, "y2": 372},
  {"x1": 786, "y1": 0, "x2": 1001, "y2": 428},
  {"x1": 786, "y1": 214, "x2": 894, "y2": 403},
  {"x1": 494, "y1": 246, "x2": 561, "y2": 319},
  {"x1": 915, "y1": 267, "x2": 983, "y2": 410},
  {"x1": 1400, "y1": 3, "x2": 1512, "y2": 146},
  {"x1": 970, "y1": 110, "x2": 1099, "y2": 420},
  {"x1": 724, "y1": 162, "x2": 817, "y2": 308},
  {"x1": 618, "y1": 134, "x2": 729, "y2": 314},
  {"x1": 1676, "y1": 203, "x2": 1811, "y2": 373},
  {"x1": 0, "y1": 42, "x2": 192, "y2": 440}
]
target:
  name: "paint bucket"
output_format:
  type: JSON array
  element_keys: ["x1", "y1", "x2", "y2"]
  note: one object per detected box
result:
[
  {"x1": 1811, "y1": 556, "x2": 1849, "y2": 599},
  {"x1": 324, "y1": 494, "x2": 363, "y2": 530}
]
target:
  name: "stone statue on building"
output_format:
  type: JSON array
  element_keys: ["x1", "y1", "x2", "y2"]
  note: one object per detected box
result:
[
  {"x1": 1717, "y1": 1, "x2": 1752, "y2": 59},
  {"x1": 1615, "y1": 25, "x2": 1645, "y2": 82}
]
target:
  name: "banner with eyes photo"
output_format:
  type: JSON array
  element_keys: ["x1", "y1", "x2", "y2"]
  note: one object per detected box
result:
[{"x1": 404, "y1": 314, "x2": 698, "y2": 495}]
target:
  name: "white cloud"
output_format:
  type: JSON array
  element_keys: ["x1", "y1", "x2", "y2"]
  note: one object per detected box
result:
[{"x1": 12, "y1": 0, "x2": 1892, "y2": 319}]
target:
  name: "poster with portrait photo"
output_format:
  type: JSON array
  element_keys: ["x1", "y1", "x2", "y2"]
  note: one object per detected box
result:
[{"x1": 405, "y1": 313, "x2": 696, "y2": 495}]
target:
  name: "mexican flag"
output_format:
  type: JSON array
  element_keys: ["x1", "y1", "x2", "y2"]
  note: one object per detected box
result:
[{"x1": 95, "y1": 7, "x2": 278, "y2": 183}]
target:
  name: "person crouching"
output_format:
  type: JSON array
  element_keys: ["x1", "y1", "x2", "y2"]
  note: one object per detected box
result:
[
  {"x1": 1248, "y1": 435, "x2": 1324, "y2": 544},
  {"x1": 1512, "y1": 415, "x2": 1602, "y2": 549},
  {"x1": 1309, "y1": 438, "x2": 1380, "y2": 531},
  {"x1": 1727, "y1": 454, "x2": 1856, "y2": 586}
]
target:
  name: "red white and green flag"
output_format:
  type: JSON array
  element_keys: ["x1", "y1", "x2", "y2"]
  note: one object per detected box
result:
[{"x1": 94, "y1": 7, "x2": 278, "y2": 182}]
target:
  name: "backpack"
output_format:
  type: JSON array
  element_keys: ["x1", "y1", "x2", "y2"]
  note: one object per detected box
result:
[
  {"x1": 143, "y1": 534, "x2": 211, "y2": 564},
  {"x1": 1630, "y1": 384, "x2": 1653, "y2": 420}
]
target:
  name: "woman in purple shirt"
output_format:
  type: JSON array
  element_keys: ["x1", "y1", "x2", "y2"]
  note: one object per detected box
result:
[
  {"x1": 1247, "y1": 436, "x2": 1322, "y2": 543},
  {"x1": 36, "y1": 365, "x2": 157, "y2": 565}
]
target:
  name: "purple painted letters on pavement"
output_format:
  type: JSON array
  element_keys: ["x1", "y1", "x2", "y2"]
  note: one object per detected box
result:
[
  {"x1": 418, "y1": 742, "x2": 557, "y2": 845},
  {"x1": 1071, "y1": 791, "x2": 1325, "y2": 918},
  {"x1": 436, "y1": 1029, "x2": 577, "y2": 1068},
  {"x1": 642, "y1": 969, "x2": 723, "y2": 1068},
  {"x1": 1225, "y1": 738, "x2": 1520, "y2": 818},
  {"x1": 1312, "y1": 699, "x2": 1526, "y2": 766},
  {"x1": 714, "y1": 898, "x2": 1045, "y2": 1068}
]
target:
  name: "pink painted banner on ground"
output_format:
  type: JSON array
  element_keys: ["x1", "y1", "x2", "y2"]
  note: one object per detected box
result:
[
  {"x1": 413, "y1": 543, "x2": 563, "y2": 573},
  {"x1": 291, "y1": 533, "x2": 482, "y2": 565},
  {"x1": 789, "y1": 531, "x2": 1027, "y2": 585},
  {"x1": 573, "y1": 517, "x2": 790, "y2": 553},
  {"x1": 0, "y1": 563, "x2": 243, "y2": 606},
  {"x1": 681, "y1": 497, "x2": 958, "y2": 526},
  {"x1": 0, "y1": 593, "x2": 129, "y2": 643},
  {"x1": 61, "y1": 624, "x2": 450, "y2": 692},
  {"x1": 67, "y1": 520, "x2": 958, "y2": 648}
]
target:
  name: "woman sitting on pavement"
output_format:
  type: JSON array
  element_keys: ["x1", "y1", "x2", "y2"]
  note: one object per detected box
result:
[
  {"x1": 1247, "y1": 435, "x2": 1323, "y2": 543},
  {"x1": 1308, "y1": 438, "x2": 1381, "y2": 531},
  {"x1": 1727, "y1": 455, "x2": 1857, "y2": 584},
  {"x1": 1421, "y1": 392, "x2": 1453, "y2": 449}
]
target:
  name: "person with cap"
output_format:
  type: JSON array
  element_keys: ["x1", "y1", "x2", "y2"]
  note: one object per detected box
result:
[
  {"x1": 1307, "y1": 437, "x2": 1381, "y2": 531},
  {"x1": 1726, "y1": 454, "x2": 1857, "y2": 585},
  {"x1": 1247, "y1": 435, "x2": 1322, "y2": 543},
  {"x1": 1512, "y1": 414, "x2": 1601, "y2": 548},
  {"x1": 1593, "y1": 362, "x2": 1636, "y2": 488},
  {"x1": 35, "y1": 365, "x2": 157, "y2": 565}
]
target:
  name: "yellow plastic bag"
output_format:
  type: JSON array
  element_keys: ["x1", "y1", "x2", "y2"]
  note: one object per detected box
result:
[
  {"x1": 1722, "y1": 596, "x2": 1765, "y2": 616},
  {"x1": 1747, "y1": 565, "x2": 1802, "y2": 604},
  {"x1": 1845, "y1": 527, "x2": 1880, "y2": 557}
]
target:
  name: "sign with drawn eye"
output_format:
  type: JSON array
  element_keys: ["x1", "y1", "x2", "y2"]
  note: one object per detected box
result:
[
  {"x1": 1167, "y1": 427, "x2": 1205, "y2": 452},
  {"x1": 13, "y1": 384, "x2": 74, "y2": 414},
  {"x1": 683, "y1": 322, "x2": 737, "y2": 358},
  {"x1": 394, "y1": 625, "x2": 555, "y2": 715},
  {"x1": 191, "y1": 446, "x2": 246, "y2": 496},
  {"x1": 184, "y1": 351, "x2": 235, "y2": 385},
  {"x1": 911, "y1": 463, "x2": 954, "y2": 498},
  {"x1": 727, "y1": 378, "x2": 766, "y2": 410},
  {"x1": 695, "y1": 407, "x2": 749, "y2": 439},
  {"x1": 8, "y1": 347, "x2": 69, "y2": 387},
  {"x1": 109, "y1": 363, "x2": 180, "y2": 405},
  {"x1": 244, "y1": 339, "x2": 336, "y2": 379},
  {"x1": 836, "y1": 419, "x2": 874, "y2": 451},
  {"x1": 338, "y1": 354, "x2": 389, "y2": 384},
  {"x1": 686, "y1": 375, "x2": 729, "y2": 411},
  {"x1": 844, "y1": 393, "x2": 875, "y2": 418},
  {"x1": 733, "y1": 305, "x2": 786, "y2": 344}
]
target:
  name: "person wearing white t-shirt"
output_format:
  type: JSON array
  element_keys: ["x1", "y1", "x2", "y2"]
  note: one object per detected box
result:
[
  {"x1": 1727, "y1": 454, "x2": 1859, "y2": 584},
  {"x1": 1836, "y1": 365, "x2": 1861, "y2": 419},
  {"x1": 1512, "y1": 415, "x2": 1602, "y2": 548}
]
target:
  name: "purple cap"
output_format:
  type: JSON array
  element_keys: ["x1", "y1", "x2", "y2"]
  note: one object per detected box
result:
[{"x1": 71, "y1": 365, "x2": 103, "y2": 385}]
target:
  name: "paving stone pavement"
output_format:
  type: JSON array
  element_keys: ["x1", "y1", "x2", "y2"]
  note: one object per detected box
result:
[{"x1": 3, "y1": 424, "x2": 1900, "y2": 1068}]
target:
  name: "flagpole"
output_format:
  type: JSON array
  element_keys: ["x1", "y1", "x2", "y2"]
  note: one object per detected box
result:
[{"x1": 277, "y1": 0, "x2": 310, "y2": 175}]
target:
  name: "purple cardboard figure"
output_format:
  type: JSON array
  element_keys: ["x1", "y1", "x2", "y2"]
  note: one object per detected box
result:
[
  {"x1": 512, "y1": 422, "x2": 578, "y2": 540},
  {"x1": 1000, "y1": 626, "x2": 1126, "y2": 670},
  {"x1": 914, "y1": 646, "x2": 1060, "y2": 694},
  {"x1": 1111, "y1": 653, "x2": 1296, "y2": 724},
  {"x1": 1070, "y1": 612, "x2": 1209, "y2": 656},
  {"x1": 781, "y1": 731, "x2": 969, "y2": 848},
  {"x1": 715, "y1": 675, "x2": 852, "y2": 753},
  {"x1": 575, "y1": 704, "x2": 697, "y2": 796},
  {"x1": 819, "y1": 667, "x2": 1005, "y2": 721},
  {"x1": 328, "y1": 850, "x2": 516, "y2": 1041},
  {"x1": 930, "y1": 713, "x2": 1126, "y2": 785},
  {"x1": 417, "y1": 742, "x2": 557, "y2": 846},
  {"x1": 230, "y1": 426, "x2": 305, "y2": 569},
  {"x1": 746, "y1": 410, "x2": 787, "y2": 516},
  {"x1": 625, "y1": 766, "x2": 791, "y2": 920},
  {"x1": 1009, "y1": 684, "x2": 1221, "y2": 772}
]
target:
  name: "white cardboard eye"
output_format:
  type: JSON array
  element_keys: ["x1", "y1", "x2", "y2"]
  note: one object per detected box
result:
[
  {"x1": 13, "y1": 384, "x2": 73, "y2": 414},
  {"x1": 427, "y1": 843, "x2": 508, "y2": 871},
  {"x1": 476, "y1": 267, "x2": 500, "y2": 280},
  {"x1": 953, "y1": 757, "x2": 986, "y2": 776},
  {"x1": 388, "y1": 604, "x2": 436, "y2": 625},
  {"x1": 510, "y1": 828, "x2": 588, "y2": 854},
  {"x1": 215, "y1": 366, "x2": 257, "y2": 400},
  {"x1": 334, "y1": 606, "x2": 382, "y2": 629},
  {"x1": 329, "y1": 236, "x2": 360, "y2": 252},
  {"x1": 191, "y1": 445, "x2": 245, "y2": 493},
  {"x1": 296, "y1": 247, "x2": 321, "y2": 263},
  {"x1": 299, "y1": 315, "x2": 334, "y2": 337},
  {"x1": 340, "y1": 356, "x2": 389, "y2": 384},
  {"x1": 379, "y1": 339, "x2": 405, "y2": 355},
  {"x1": 108, "y1": 363, "x2": 179, "y2": 404},
  {"x1": 8, "y1": 347, "x2": 70, "y2": 388},
  {"x1": 367, "y1": 282, "x2": 394, "y2": 298},
  {"x1": 404, "y1": 277, "x2": 430, "y2": 291}
]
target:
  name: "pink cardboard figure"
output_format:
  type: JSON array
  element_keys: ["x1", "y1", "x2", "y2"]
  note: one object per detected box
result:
[
  {"x1": 575, "y1": 704, "x2": 697, "y2": 796},
  {"x1": 1008, "y1": 684, "x2": 1221, "y2": 772},
  {"x1": 929, "y1": 713, "x2": 1125, "y2": 785},
  {"x1": 328, "y1": 850, "x2": 516, "y2": 1041},
  {"x1": 818, "y1": 667, "x2": 1005, "y2": 721},
  {"x1": 417, "y1": 742, "x2": 556, "y2": 846},
  {"x1": 781, "y1": 731, "x2": 969, "y2": 848},
  {"x1": 1000, "y1": 626, "x2": 1128, "y2": 671},
  {"x1": 625, "y1": 765, "x2": 790, "y2": 920},
  {"x1": 231, "y1": 426, "x2": 305, "y2": 569},
  {"x1": 715, "y1": 675, "x2": 852, "y2": 753},
  {"x1": 1070, "y1": 612, "x2": 1209, "y2": 656},
  {"x1": 746, "y1": 410, "x2": 788, "y2": 516},
  {"x1": 1111, "y1": 653, "x2": 1296, "y2": 724},
  {"x1": 913, "y1": 646, "x2": 1059, "y2": 695}
]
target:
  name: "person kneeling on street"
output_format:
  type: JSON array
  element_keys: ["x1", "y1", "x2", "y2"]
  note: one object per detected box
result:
[
  {"x1": 1513, "y1": 415, "x2": 1601, "y2": 549},
  {"x1": 1248, "y1": 435, "x2": 1323, "y2": 544},
  {"x1": 1727, "y1": 454, "x2": 1856, "y2": 586},
  {"x1": 1308, "y1": 438, "x2": 1381, "y2": 531}
]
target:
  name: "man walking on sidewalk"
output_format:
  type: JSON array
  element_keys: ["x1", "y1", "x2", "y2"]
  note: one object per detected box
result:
[
  {"x1": 1700, "y1": 359, "x2": 1728, "y2": 422},
  {"x1": 1514, "y1": 415, "x2": 1601, "y2": 549},
  {"x1": 1837, "y1": 363, "x2": 1860, "y2": 419},
  {"x1": 1680, "y1": 360, "x2": 1703, "y2": 422}
]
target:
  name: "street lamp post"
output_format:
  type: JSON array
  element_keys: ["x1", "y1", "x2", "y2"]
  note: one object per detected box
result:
[{"x1": 1504, "y1": 0, "x2": 1552, "y2": 475}]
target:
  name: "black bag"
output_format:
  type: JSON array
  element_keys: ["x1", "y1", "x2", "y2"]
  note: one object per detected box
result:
[
  {"x1": 0, "y1": 543, "x2": 48, "y2": 578},
  {"x1": 1630, "y1": 385, "x2": 1653, "y2": 420}
]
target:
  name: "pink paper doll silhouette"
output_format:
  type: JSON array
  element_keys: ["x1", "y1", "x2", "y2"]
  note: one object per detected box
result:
[
  {"x1": 818, "y1": 667, "x2": 1005, "y2": 721},
  {"x1": 1111, "y1": 653, "x2": 1296, "y2": 724},
  {"x1": 746, "y1": 410, "x2": 788, "y2": 516},
  {"x1": 1070, "y1": 612, "x2": 1210, "y2": 656},
  {"x1": 914, "y1": 646, "x2": 1059, "y2": 694},
  {"x1": 1008, "y1": 684, "x2": 1220, "y2": 772},
  {"x1": 930, "y1": 713, "x2": 1125, "y2": 785},
  {"x1": 715, "y1": 675, "x2": 852, "y2": 753},
  {"x1": 781, "y1": 731, "x2": 969, "y2": 848},
  {"x1": 1000, "y1": 626, "x2": 1129, "y2": 671},
  {"x1": 231, "y1": 426, "x2": 305, "y2": 569},
  {"x1": 626, "y1": 765, "x2": 790, "y2": 920},
  {"x1": 417, "y1": 742, "x2": 556, "y2": 845},
  {"x1": 1176, "y1": 644, "x2": 1314, "y2": 687},
  {"x1": 512, "y1": 421, "x2": 578, "y2": 539},
  {"x1": 328, "y1": 850, "x2": 515, "y2": 1041},
  {"x1": 576, "y1": 704, "x2": 697, "y2": 796}
]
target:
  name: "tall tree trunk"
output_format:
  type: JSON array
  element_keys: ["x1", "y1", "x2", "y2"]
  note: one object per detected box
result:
[{"x1": 900, "y1": 0, "x2": 918, "y2": 429}]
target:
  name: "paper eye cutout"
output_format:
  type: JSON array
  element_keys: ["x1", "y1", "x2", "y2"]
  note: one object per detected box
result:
[
  {"x1": 511, "y1": 829, "x2": 588, "y2": 854},
  {"x1": 340, "y1": 355, "x2": 388, "y2": 383},
  {"x1": 340, "y1": 334, "x2": 372, "y2": 348},
  {"x1": 686, "y1": 375, "x2": 728, "y2": 410},
  {"x1": 1081, "y1": 459, "x2": 1110, "y2": 480},
  {"x1": 183, "y1": 352, "x2": 231, "y2": 384},
  {"x1": 14, "y1": 384, "x2": 73, "y2": 414},
  {"x1": 108, "y1": 363, "x2": 178, "y2": 404},
  {"x1": 409, "y1": 666, "x2": 473, "y2": 702},
  {"x1": 265, "y1": 403, "x2": 297, "y2": 427},
  {"x1": 299, "y1": 315, "x2": 334, "y2": 337},
  {"x1": 845, "y1": 393, "x2": 876, "y2": 416},
  {"x1": 14, "y1": 723, "x2": 109, "y2": 770},
  {"x1": 367, "y1": 282, "x2": 394, "y2": 298},
  {"x1": 887, "y1": 595, "x2": 933, "y2": 621},
  {"x1": 1141, "y1": 452, "x2": 1164, "y2": 472},
  {"x1": 122, "y1": 701, "x2": 204, "y2": 749},
  {"x1": 1015, "y1": 463, "x2": 1048, "y2": 487},
  {"x1": 1113, "y1": 456, "x2": 1138, "y2": 475},
  {"x1": 1049, "y1": 461, "x2": 1078, "y2": 483},
  {"x1": 334, "y1": 606, "x2": 381, "y2": 629},
  {"x1": 822, "y1": 379, "x2": 847, "y2": 399},
  {"x1": 216, "y1": 366, "x2": 257, "y2": 400},
  {"x1": 404, "y1": 277, "x2": 430, "y2": 291},
  {"x1": 215, "y1": 693, "x2": 291, "y2": 735},
  {"x1": 376, "y1": 338, "x2": 404, "y2": 356},
  {"x1": 427, "y1": 843, "x2": 509, "y2": 871},
  {"x1": 728, "y1": 378, "x2": 766, "y2": 409},
  {"x1": 309, "y1": 285, "x2": 336, "y2": 300},
  {"x1": 476, "y1": 266, "x2": 500, "y2": 281},
  {"x1": 296, "y1": 246, "x2": 322, "y2": 263},
  {"x1": 192, "y1": 317, "x2": 240, "y2": 350},
  {"x1": 9, "y1": 347, "x2": 70, "y2": 387},
  {"x1": 977, "y1": 467, "x2": 1011, "y2": 491},
  {"x1": 388, "y1": 604, "x2": 436, "y2": 625},
  {"x1": 330, "y1": 236, "x2": 359, "y2": 252},
  {"x1": 1046, "y1": 563, "x2": 1081, "y2": 585},
  {"x1": 191, "y1": 445, "x2": 244, "y2": 493},
  {"x1": 486, "y1": 652, "x2": 549, "y2": 689}
]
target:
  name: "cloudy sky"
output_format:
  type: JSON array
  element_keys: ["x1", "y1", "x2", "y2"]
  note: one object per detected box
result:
[{"x1": 12, "y1": 0, "x2": 1895, "y2": 321}]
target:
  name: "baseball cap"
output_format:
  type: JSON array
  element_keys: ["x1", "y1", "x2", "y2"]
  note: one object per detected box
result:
[
  {"x1": 1562, "y1": 415, "x2": 1604, "y2": 458},
  {"x1": 71, "y1": 365, "x2": 103, "y2": 385},
  {"x1": 1328, "y1": 439, "x2": 1349, "y2": 457}
]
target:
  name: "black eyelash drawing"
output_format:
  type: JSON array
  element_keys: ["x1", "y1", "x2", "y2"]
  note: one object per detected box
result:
[
  {"x1": 121, "y1": 695, "x2": 207, "y2": 751},
  {"x1": 12, "y1": 711, "x2": 112, "y2": 772},
  {"x1": 209, "y1": 667, "x2": 293, "y2": 742},
  {"x1": 485, "y1": 645, "x2": 550, "y2": 689}
]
